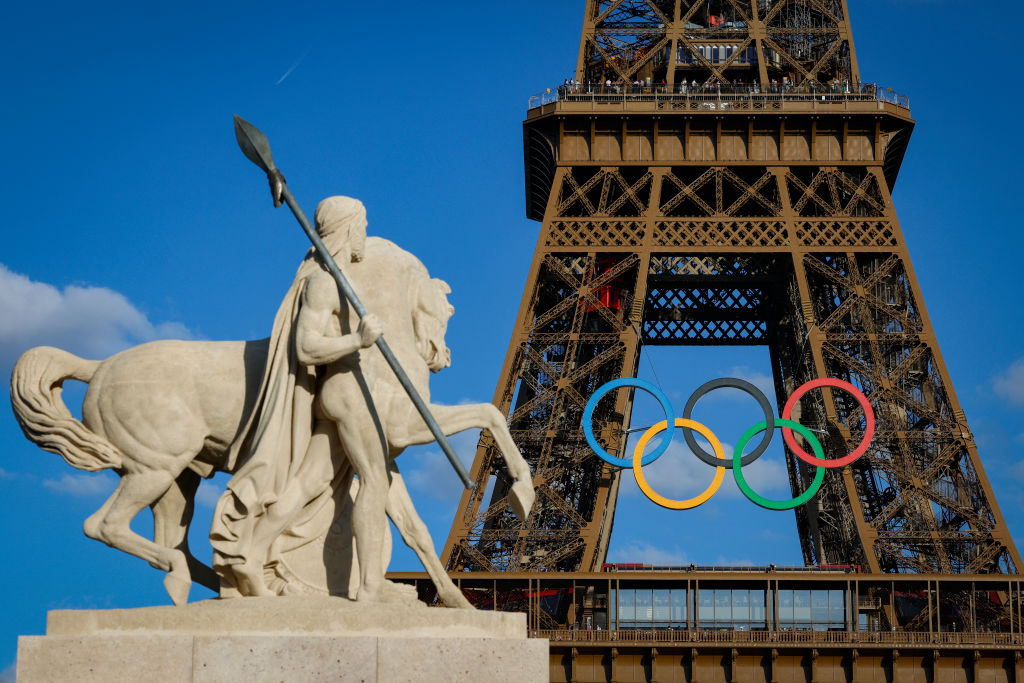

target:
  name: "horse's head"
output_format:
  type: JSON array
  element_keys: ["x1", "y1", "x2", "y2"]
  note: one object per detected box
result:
[{"x1": 413, "y1": 277, "x2": 454, "y2": 373}]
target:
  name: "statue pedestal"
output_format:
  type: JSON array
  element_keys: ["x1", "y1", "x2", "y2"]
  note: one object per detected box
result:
[{"x1": 17, "y1": 596, "x2": 549, "y2": 682}]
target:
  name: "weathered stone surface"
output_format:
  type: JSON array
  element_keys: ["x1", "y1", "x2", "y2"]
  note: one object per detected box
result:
[
  {"x1": 18, "y1": 634, "x2": 193, "y2": 683},
  {"x1": 46, "y1": 596, "x2": 526, "y2": 639},
  {"x1": 19, "y1": 632, "x2": 548, "y2": 683},
  {"x1": 193, "y1": 635, "x2": 377, "y2": 683},
  {"x1": 19, "y1": 599, "x2": 549, "y2": 682},
  {"x1": 377, "y1": 637, "x2": 549, "y2": 682}
]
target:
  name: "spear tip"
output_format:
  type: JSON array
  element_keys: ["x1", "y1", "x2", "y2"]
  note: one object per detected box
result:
[{"x1": 233, "y1": 115, "x2": 276, "y2": 174}]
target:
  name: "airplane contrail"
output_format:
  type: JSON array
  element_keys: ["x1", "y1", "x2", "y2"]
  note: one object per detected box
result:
[{"x1": 275, "y1": 48, "x2": 311, "y2": 85}]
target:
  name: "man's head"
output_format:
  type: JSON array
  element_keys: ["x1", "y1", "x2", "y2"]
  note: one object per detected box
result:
[{"x1": 315, "y1": 196, "x2": 367, "y2": 262}]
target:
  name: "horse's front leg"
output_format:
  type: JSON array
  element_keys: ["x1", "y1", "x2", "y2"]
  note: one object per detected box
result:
[{"x1": 395, "y1": 403, "x2": 535, "y2": 521}]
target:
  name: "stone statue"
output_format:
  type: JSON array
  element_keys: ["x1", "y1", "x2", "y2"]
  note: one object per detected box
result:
[{"x1": 9, "y1": 196, "x2": 535, "y2": 608}]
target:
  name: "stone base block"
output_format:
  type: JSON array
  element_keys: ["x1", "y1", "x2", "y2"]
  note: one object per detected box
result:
[{"x1": 17, "y1": 597, "x2": 549, "y2": 682}]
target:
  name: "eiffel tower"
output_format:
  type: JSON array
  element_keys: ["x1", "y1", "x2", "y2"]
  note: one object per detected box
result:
[{"x1": 441, "y1": 0, "x2": 1021, "y2": 578}]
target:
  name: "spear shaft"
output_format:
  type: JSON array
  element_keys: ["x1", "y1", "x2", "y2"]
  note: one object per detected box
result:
[{"x1": 234, "y1": 116, "x2": 474, "y2": 491}]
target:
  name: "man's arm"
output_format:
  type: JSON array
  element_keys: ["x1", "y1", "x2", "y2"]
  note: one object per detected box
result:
[{"x1": 295, "y1": 271, "x2": 382, "y2": 366}]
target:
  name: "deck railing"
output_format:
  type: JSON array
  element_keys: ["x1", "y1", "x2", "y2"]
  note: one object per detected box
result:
[
  {"x1": 528, "y1": 82, "x2": 909, "y2": 112},
  {"x1": 532, "y1": 628, "x2": 1018, "y2": 647}
]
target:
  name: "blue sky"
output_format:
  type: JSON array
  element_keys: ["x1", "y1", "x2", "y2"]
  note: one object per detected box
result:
[{"x1": 2, "y1": 0, "x2": 1024, "y2": 676}]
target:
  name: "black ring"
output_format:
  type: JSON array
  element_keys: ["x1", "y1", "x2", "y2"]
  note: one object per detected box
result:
[{"x1": 681, "y1": 377, "x2": 775, "y2": 469}]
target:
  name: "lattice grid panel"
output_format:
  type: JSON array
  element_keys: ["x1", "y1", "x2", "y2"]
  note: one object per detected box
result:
[
  {"x1": 654, "y1": 220, "x2": 788, "y2": 247},
  {"x1": 546, "y1": 220, "x2": 645, "y2": 247},
  {"x1": 796, "y1": 221, "x2": 897, "y2": 247}
]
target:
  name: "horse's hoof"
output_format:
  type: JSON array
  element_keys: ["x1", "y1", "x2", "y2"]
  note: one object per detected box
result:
[
  {"x1": 164, "y1": 571, "x2": 191, "y2": 606},
  {"x1": 510, "y1": 479, "x2": 535, "y2": 522}
]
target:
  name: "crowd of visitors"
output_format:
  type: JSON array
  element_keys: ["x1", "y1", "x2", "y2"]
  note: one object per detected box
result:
[{"x1": 556, "y1": 76, "x2": 863, "y2": 97}]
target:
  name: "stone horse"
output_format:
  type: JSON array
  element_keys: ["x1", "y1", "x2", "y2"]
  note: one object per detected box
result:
[{"x1": 10, "y1": 236, "x2": 535, "y2": 607}]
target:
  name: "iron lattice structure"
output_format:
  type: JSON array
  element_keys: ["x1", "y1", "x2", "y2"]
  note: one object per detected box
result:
[
  {"x1": 576, "y1": 0, "x2": 857, "y2": 89},
  {"x1": 442, "y1": 0, "x2": 1021, "y2": 578}
]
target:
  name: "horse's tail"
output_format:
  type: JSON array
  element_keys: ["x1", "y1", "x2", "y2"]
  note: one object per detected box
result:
[{"x1": 10, "y1": 346, "x2": 122, "y2": 471}]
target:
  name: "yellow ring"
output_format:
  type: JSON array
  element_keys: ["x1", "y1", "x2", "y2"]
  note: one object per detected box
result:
[{"x1": 632, "y1": 418, "x2": 727, "y2": 510}]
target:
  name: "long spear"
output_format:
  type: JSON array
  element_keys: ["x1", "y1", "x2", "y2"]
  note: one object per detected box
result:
[{"x1": 233, "y1": 115, "x2": 474, "y2": 491}]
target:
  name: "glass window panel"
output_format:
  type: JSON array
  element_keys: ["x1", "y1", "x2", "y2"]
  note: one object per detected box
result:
[
  {"x1": 794, "y1": 590, "x2": 811, "y2": 622},
  {"x1": 829, "y1": 590, "x2": 845, "y2": 624},
  {"x1": 812, "y1": 590, "x2": 829, "y2": 623},
  {"x1": 619, "y1": 588, "x2": 635, "y2": 621},
  {"x1": 715, "y1": 589, "x2": 732, "y2": 623},
  {"x1": 636, "y1": 589, "x2": 653, "y2": 623},
  {"x1": 733, "y1": 589, "x2": 750, "y2": 622},
  {"x1": 750, "y1": 590, "x2": 766, "y2": 626},
  {"x1": 698, "y1": 589, "x2": 714, "y2": 624},
  {"x1": 671, "y1": 589, "x2": 687, "y2": 624},
  {"x1": 779, "y1": 589, "x2": 794, "y2": 623},
  {"x1": 653, "y1": 589, "x2": 671, "y2": 622}
]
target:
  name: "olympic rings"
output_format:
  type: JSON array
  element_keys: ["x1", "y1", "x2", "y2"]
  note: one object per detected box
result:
[
  {"x1": 583, "y1": 377, "x2": 675, "y2": 468},
  {"x1": 582, "y1": 375, "x2": 876, "y2": 511},
  {"x1": 733, "y1": 419, "x2": 826, "y2": 510},
  {"x1": 781, "y1": 378, "x2": 875, "y2": 469},
  {"x1": 634, "y1": 418, "x2": 727, "y2": 510},
  {"x1": 682, "y1": 377, "x2": 775, "y2": 469}
]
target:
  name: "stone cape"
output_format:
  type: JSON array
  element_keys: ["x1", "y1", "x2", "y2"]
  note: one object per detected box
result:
[{"x1": 17, "y1": 596, "x2": 549, "y2": 682}]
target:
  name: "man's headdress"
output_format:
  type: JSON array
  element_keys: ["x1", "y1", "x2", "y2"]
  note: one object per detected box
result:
[{"x1": 314, "y1": 196, "x2": 367, "y2": 261}]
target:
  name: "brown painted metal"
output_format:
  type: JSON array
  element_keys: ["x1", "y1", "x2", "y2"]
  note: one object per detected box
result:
[
  {"x1": 393, "y1": 570, "x2": 1024, "y2": 682},
  {"x1": 573, "y1": 0, "x2": 856, "y2": 91},
  {"x1": 441, "y1": 0, "x2": 1021, "y2": 578}
]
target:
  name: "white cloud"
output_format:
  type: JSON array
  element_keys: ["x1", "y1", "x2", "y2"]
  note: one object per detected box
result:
[
  {"x1": 42, "y1": 472, "x2": 118, "y2": 498},
  {"x1": 725, "y1": 365, "x2": 776, "y2": 402},
  {"x1": 606, "y1": 543, "x2": 753, "y2": 569},
  {"x1": 0, "y1": 661, "x2": 14, "y2": 683},
  {"x1": 0, "y1": 263, "x2": 192, "y2": 369},
  {"x1": 608, "y1": 540, "x2": 689, "y2": 566},
  {"x1": 401, "y1": 429, "x2": 479, "y2": 502},
  {"x1": 994, "y1": 359, "x2": 1024, "y2": 408},
  {"x1": 195, "y1": 480, "x2": 226, "y2": 509},
  {"x1": 0, "y1": 467, "x2": 16, "y2": 480},
  {"x1": 682, "y1": 366, "x2": 777, "y2": 406}
]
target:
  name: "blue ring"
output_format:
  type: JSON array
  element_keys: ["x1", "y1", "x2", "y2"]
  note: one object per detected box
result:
[{"x1": 583, "y1": 378, "x2": 674, "y2": 468}]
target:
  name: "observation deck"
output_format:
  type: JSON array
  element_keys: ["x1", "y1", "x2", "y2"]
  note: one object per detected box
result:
[
  {"x1": 393, "y1": 570, "x2": 1024, "y2": 681},
  {"x1": 521, "y1": 81, "x2": 914, "y2": 221},
  {"x1": 526, "y1": 82, "x2": 911, "y2": 119}
]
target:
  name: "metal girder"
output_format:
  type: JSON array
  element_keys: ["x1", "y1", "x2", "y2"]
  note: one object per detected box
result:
[
  {"x1": 441, "y1": 1, "x2": 1021, "y2": 581},
  {"x1": 576, "y1": 0, "x2": 856, "y2": 87}
]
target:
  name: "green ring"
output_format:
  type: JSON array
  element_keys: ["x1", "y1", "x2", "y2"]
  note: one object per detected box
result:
[{"x1": 732, "y1": 418, "x2": 826, "y2": 510}]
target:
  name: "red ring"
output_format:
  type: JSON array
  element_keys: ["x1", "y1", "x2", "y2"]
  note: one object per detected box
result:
[{"x1": 781, "y1": 378, "x2": 875, "y2": 468}]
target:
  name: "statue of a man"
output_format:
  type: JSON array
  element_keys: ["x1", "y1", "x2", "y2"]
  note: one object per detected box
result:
[{"x1": 211, "y1": 196, "x2": 384, "y2": 598}]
